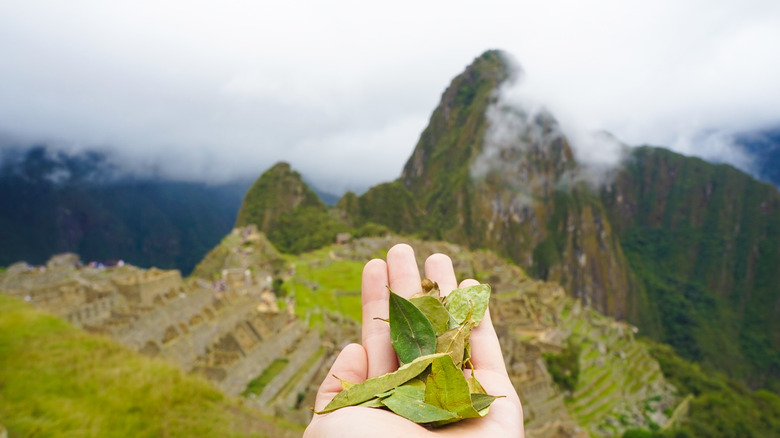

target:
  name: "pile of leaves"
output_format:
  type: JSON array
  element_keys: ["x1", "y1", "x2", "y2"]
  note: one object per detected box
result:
[{"x1": 317, "y1": 280, "x2": 500, "y2": 427}]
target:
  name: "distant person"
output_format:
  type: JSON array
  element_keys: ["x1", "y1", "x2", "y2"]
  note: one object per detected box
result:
[{"x1": 304, "y1": 244, "x2": 524, "y2": 437}]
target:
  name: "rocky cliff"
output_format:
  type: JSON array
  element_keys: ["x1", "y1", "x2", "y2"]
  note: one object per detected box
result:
[{"x1": 395, "y1": 51, "x2": 633, "y2": 319}]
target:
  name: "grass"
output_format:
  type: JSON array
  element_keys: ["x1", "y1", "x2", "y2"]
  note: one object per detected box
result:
[
  {"x1": 286, "y1": 248, "x2": 364, "y2": 323},
  {"x1": 242, "y1": 358, "x2": 290, "y2": 397},
  {"x1": 0, "y1": 295, "x2": 301, "y2": 438}
]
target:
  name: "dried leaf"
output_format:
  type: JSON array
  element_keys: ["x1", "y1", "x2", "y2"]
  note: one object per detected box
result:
[
  {"x1": 466, "y1": 373, "x2": 486, "y2": 394},
  {"x1": 471, "y1": 393, "x2": 499, "y2": 413},
  {"x1": 390, "y1": 290, "x2": 437, "y2": 364},
  {"x1": 410, "y1": 295, "x2": 450, "y2": 335},
  {"x1": 401, "y1": 378, "x2": 426, "y2": 391},
  {"x1": 357, "y1": 397, "x2": 386, "y2": 408},
  {"x1": 444, "y1": 284, "x2": 490, "y2": 325},
  {"x1": 335, "y1": 376, "x2": 357, "y2": 391},
  {"x1": 424, "y1": 355, "x2": 481, "y2": 424},
  {"x1": 394, "y1": 382, "x2": 425, "y2": 400},
  {"x1": 380, "y1": 389, "x2": 457, "y2": 423},
  {"x1": 436, "y1": 320, "x2": 474, "y2": 367},
  {"x1": 463, "y1": 340, "x2": 472, "y2": 367},
  {"x1": 318, "y1": 353, "x2": 447, "y2": 413}
]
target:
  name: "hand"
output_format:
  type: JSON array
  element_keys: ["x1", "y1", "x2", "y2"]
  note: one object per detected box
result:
[{"x1": 304, "y1": 244, "x2": 524, "y2": 437}]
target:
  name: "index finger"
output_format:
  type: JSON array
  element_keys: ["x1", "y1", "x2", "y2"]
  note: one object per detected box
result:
[{"x1": 361, "y1": 258, "x2": 397, "y2": 377}]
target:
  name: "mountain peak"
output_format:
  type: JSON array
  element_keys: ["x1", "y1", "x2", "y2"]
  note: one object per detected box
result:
[
  {"x1": 401, "y1": 50, "x2": 515, "y2": 195},
  {"x1": 397, "y1": 51, "x2": 630, "y2": 317},
  {"x1": 235, "y1": 161, "x2": 324, "y2": 232}
]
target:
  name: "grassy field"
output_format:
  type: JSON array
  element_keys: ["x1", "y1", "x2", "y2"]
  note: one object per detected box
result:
[
  {"x1": 0, "y1": 295, "x2": 301, "y2": 438},
  {"x1": 286, "y1": 247, "x2": 364, "y2": 324}
]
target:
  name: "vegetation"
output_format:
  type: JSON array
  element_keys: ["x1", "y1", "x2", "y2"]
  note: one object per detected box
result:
[
  {"x1": 0, "y1": 146, "x2": 247, "y2": 275},
  {"x1": 243, "y1": 359, "x2": 290, "y2": 396},
  {"x1": 629, "y1": 341, "x2": 780, "y2": 437},
  {"x1": 285, "y1": 247, "x2": 365, "y2": 324},
  {"x1": 0, "y1": 295, "x2": 300, "y2": 437},
  {"x1": 606, "y1": 146, "x2": 780, "y2": 390},
  {"x1": 352, "y1": 181, "x2": 422, "y2": 234},
  {"x1": 543, "y1": 340, "x2": 581, "y2": 393},
  {"x1": 400, "y1": 52, "x2": 507, "y2": 243},
  {"x1": 267, "y1": 205, "x2": 349, "y2": 254}
]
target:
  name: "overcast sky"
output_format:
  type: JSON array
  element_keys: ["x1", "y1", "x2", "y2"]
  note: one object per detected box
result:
[{"x1": 1, "y1": 1, "x2": 779, "y2": 194}]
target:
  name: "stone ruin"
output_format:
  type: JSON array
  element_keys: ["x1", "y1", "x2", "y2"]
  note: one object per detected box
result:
[{"x1": 0, "y1": 251, "x2": 343, "y2": 423}]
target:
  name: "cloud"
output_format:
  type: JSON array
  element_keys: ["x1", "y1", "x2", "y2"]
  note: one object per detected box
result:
[{"x1": 0, "y1": 0, "x2": 778, "y2": 192}]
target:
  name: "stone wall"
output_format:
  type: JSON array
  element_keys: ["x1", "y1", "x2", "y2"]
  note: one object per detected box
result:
[{"x1": 112, "y1": 269, "x2": 182, "y2": 306}]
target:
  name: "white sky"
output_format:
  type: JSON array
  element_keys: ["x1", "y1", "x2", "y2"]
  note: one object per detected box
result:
[{"x1": 1, "y1": 0, "x2": 779, "y2": 193}]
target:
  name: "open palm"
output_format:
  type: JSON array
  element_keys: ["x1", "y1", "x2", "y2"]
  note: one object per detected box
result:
[{"x1": 304, "y1": 244, "x2": 524, "y2": 437}]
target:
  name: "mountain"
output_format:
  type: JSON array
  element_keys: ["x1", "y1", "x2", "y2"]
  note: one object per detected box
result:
[
  {"x1": 0, "y1": 146, "x2": 249, "y2": 275},
  {"x1": 398, "y1": 50, "x2": 634, "y2": 320},
  {"x1": 234, "y1": 162, "x2": 351, "y2": 253},
  {"x1": 390, "y1": 51, "x2": 780, "y2": 390},
  {"x1": 235, "y1": 51, "x2": 780, "y2": 392},
  {"x1": 602, "y1": 146, "x2": 780, "y2": 390}
]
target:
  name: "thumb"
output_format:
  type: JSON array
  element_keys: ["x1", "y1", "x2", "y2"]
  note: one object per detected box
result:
[{"x1": 313, "y1": 343, "x2": 369, "y2": 412}]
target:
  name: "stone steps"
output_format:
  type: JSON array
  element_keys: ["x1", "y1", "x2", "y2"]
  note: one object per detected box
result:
[
  {"x1": 274, "y1": 345, "x2": 327, "y2": 409},
  {"x1": 570, "y1": 368, "x2": 618, "y2": 412},
  {"x1": 255, "y1": 330, "x2": 321, "y2": 406}
]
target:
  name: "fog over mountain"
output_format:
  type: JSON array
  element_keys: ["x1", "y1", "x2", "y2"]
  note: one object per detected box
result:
[{"x1": 1, "y1": 1, "x2": 779, "y2": 193}]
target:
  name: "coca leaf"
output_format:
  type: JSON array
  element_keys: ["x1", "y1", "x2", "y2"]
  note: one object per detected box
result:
[
  {"x1": 390, "y1": 291, "x2": 437, "y2": 364},
  {"x1": 471, "y1": 393, "x2": 499, "y2": 414},
  {"x1": 318, "y1": 353, "x2": 447, "y2": 413},
  {"x1": 466, "y1": 373, "x2": 486, "y2": 394},
  {"x1": 424, "y1": 355, "x2": 481, "y2": 424},
  {"x1": 381, "y1": 390, "x2": 457, "y2": 423},
  {"x1": 410, "y1": 295, "x2": 450, "y2": 335},
  {"x1": 444, "y1": 284, "x2": 490, "y2": 325},
  {"x1": 436, "y1": 320, "x2": 474, "y2": 368}
]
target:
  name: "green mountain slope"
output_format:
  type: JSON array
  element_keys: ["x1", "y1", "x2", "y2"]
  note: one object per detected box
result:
[
  {"x1": 396, "y1": 50, "x2": 634, "y2": 319},
  {"x1": 603, "y1": 146, "x2": 780, "y2": 390},
  {"x1": 234, "y1": 162, "x2": 349, "y2": 253},
  {"x1": 0, "y1": 146, "x2": 248, "y2": 275}
]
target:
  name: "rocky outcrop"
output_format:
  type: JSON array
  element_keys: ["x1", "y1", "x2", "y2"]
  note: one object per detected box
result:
[{"x1": 396, "y1": 51, "x2": 633, "y2": 318}]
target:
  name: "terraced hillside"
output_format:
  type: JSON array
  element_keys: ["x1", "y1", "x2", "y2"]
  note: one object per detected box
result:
[{"x1": 2, "y1": 231, "x2": 683, "y2": 437}]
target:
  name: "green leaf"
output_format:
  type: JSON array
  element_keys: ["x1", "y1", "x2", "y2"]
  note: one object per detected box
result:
[
  {"x1": 466, "y1": 373, "x2": 486, "y2": 394},
  {"x1": 471, "y1": 393, "x2": 499, "y2": 412},
  {"x1": 393, "y1": 382, "x2": 425, "y2": 400},
  {"x1": 400, "y1": 378, "x2": 426, "y2": 391},
  {"x1": 436, "y1": 320, "x2": 474, "y2": 368},
  {"x1": 380, "y1": 390, "x2": 457, "y2": 423},
  {"x1": 424, "y1": 355, "x2": 481, "y2": 424},
  {"x1": 389, "y1": 290, "x2": 437, "y2": 364},
  {"x1": 444, "y1": 284, "x2": 490, "y2": 325},
  {"x1": 336, "y1": 376, "x2": 357, "y2": 391},
  {"x1": 357, "y1": 397, "x2": 387, "y2": 408},
  {"x1": 318, "y1": 352, "x2": 447, "y2": 413},
  {"x1": 410, "y1": 295, "x2": 450, "y2": 335}
]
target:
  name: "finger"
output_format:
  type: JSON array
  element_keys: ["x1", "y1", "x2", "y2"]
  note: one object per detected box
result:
[
  {"x1": 424, "y1": 253, "x2": 458, "y2": 296},
  {"x1": 361, "y1": 258, "x2": 397, "y2": 377},
  {"x1": 386, "y1": 244, "x2": 422, "y2": 299},
  {"x1": 460, "y1": 278, "x2": 508, "y2": 374},
  {"x1": 313, "y1": 343, "x2": 368, "y2": 412}
]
